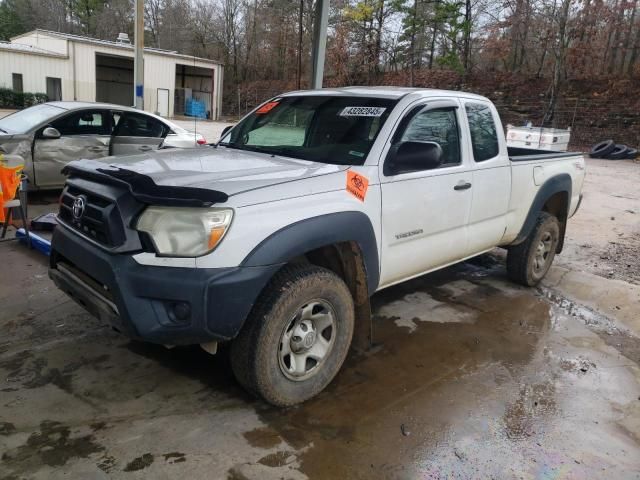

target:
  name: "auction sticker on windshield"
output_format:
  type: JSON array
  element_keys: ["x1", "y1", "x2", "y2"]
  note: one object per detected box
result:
[
  {"x1": 339, "y1": 106, "x2": 386, "y2": 117},
  {"x1": 346, "y1": 171, "x2": 369, "y2": 202},
  {"x1": 256, "y1": 101, "x2": 280, "y2": 114}
]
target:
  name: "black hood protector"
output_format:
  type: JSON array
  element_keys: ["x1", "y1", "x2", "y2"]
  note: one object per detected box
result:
[{"x1": 62, "y1": 164, "x2": 228, "y2": 207}]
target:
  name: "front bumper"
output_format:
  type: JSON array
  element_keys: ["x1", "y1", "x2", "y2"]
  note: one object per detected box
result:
[{"x1": 49, "y1": 225, "x2": 280, "y2": 345}]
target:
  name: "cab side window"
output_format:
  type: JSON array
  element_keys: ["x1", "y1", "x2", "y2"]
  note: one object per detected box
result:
[
  {"x1": 399, "y1": 107, "x2": 461, "y2": 166},
  {"x1": 465, "y1": 103, "x2": 499, "y2": 162},
  {"x1": 52, "y1": 110, "x2": 110, "y2": 136}
]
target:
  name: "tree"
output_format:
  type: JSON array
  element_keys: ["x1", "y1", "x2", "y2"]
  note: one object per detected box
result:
[{"x1": 0, "y1": 0, "x2": 25, "y2": 40}]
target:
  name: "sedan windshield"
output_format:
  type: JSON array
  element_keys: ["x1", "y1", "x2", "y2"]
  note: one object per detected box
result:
[
  {"x1": 219, "y1": 95, "x2": 397, "y2": 165},
  {"x1": 0, "y1": 104, "x2": 66, "y2": 134}
]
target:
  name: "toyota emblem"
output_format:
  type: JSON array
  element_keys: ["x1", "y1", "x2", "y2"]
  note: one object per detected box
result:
[{"x1": 72, "y1": 195, "x2": 86, "y2": 220}]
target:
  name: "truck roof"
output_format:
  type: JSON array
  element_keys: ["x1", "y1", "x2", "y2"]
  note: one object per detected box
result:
[{"x1": 282, "y1": 86, "x2": 490, "y2": 101}]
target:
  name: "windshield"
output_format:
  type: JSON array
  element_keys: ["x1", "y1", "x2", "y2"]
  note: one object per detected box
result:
[
  {"x1": 219, "y1": 95, "x2": 397, "y2": 165},
  {"x1": 0, "y1": 104, "x2": 66, "y2": 134}
]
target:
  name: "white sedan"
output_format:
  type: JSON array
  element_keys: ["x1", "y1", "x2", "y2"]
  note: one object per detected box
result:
[{"x1": 0, "y1": 101, "x2": 207, "y2": 189}]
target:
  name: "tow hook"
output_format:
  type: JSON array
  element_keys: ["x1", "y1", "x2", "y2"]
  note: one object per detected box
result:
[{"x1": 200, "y1": 341, "x2": 218, "y2": 355}]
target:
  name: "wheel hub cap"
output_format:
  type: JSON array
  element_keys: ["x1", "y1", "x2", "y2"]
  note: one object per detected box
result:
[
  {"x1": 533, "y1": 231, "x2": 553, "y2": 274},
  {"x1": 290, "y1": 320, "x2": 317, "y2": 353},
  {"x1": 278, "y1": 300, "x2": 336, "y2": 381}
]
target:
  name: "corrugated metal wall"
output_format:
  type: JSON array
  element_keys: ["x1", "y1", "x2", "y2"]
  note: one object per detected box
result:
[
  {"x1": 1, "y1": 31, "x2": 223, "y2": 119},
  {"x1": 0, "y1": 51, "x2": 72, "y2": 99}
]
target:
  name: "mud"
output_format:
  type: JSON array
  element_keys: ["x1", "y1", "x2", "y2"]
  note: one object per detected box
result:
[
  {"x1": 252, "y1": 264, "x2": 640, "y2": 479},
  {"x1": 1, "y1": 231, "x2": 639, "y2": 478},
  {"x1": 1, "y1": 420, "x2": 104, "y2": 471},
  {"x1": 123, "y1": 453, "x2": 154, "y2": 472}
]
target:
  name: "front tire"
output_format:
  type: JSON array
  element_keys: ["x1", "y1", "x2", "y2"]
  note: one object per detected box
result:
[
  {"x1": 507, "y1": 212, "x2": 560, "y2": 287},
  {"x1": 230, "y1": 264, "x2": 354, "y2": 407}
]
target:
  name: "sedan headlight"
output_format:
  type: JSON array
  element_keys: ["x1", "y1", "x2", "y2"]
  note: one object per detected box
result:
[{"x1": 136, "y1": 206, "x2": 233, "y2": 257}]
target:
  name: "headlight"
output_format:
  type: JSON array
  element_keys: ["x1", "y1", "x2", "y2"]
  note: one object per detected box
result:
[{"x1": 136, "y1": 206, "x2": 233, "y2": 257}]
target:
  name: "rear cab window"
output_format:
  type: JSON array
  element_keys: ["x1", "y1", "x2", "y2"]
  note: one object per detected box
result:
[{"x1": 464, "y1": 102, "x2": 500, "y2": 162}]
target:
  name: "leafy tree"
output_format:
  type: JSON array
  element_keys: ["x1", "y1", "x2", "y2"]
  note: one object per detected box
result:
[{"x1": 0, "y1": 0, "x2": 25, "y2": 40}]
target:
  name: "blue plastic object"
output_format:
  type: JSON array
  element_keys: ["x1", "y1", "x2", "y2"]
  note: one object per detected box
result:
[
  {"x1": 185, "y1": 98, "x2": 207, "y2": 119},
  {"x1": 16, "y1": 228, "x2": 51, "y2": 256}
]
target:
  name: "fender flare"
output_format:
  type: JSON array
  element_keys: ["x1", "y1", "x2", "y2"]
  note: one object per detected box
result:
[
  {"x1": 510, "y1": 174, "x2": 572, "y2": 249},
  {"x1": 241, "y1": 211, "x2": 380, "y2": 293}
]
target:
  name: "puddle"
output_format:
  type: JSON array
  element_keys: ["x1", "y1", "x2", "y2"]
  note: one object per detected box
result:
[
  {"x1": 251, "y1": 261, "x2": 640, "y2": 479},
  {"x1": 542, "y1": 286, "x2": 640, "y2": 364},
  {"x1": 255, "y1": 266, "x2": 558, "y2": 478},
  {"x1": 2, "y1": 252, "x2": 639, "y2": 479},
  {"x1": 1, "y1": 420, "x2": 104, "y2": 471},
  {"x1": 376, "y1": 291, "x2": 474, "y2": 332}
]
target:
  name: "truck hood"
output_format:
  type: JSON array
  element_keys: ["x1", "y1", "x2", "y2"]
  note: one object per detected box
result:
[{"x1": 75, "y1": 146, "x2": 348, "y2": 197}]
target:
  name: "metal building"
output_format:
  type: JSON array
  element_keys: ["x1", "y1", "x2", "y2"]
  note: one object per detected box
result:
[{"x1": 0, "y1": 30, "x2": 224, "y2": 120}]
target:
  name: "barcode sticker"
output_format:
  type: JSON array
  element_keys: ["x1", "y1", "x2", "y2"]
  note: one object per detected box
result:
[{"x1": 339, "y1": 106, "x2": 387, "y2": 117}]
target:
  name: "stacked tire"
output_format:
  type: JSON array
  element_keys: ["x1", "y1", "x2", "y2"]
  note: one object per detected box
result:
[{"x1": 590, "y1": 140, "x2": 638, "y2": 160}]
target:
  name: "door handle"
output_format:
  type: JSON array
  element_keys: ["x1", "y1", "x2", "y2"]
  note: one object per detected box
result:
[
  {"x1": 88, "y1": 146, "x2": 104, "y2": 152},
  {"x1": 139, "y1": 145, "x2": 153, "y2": 151},
  {"x1": 454, "y1": 182, "x2": 472, "y2": 191}
]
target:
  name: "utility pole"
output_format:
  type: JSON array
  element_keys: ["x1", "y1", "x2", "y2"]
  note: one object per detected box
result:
[
  {"x1": 296, "y1": 0, "x2": 304, "y2": 89},
  {"x1": 310, "y1": 0, "x2": 329, "y2": 89},
  {"x1": 134, "y1": 0, "x2": 144, "y2": 109}
]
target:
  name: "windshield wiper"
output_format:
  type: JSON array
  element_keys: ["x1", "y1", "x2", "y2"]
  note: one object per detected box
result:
[
  {"x1": 0, "y1": 127, "x2": 8, "y2": 134},
  {"x1": 219, "y1": 143, "x2": 276, "y2": 155},
  {"x1": 271, "y1": 147, "x2": 308, "y2": 160}
]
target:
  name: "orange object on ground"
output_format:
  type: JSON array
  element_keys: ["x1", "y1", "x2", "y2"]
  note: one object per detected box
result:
[{"x1": 0, "y1": 164, "x2": 24, "y2": 223}]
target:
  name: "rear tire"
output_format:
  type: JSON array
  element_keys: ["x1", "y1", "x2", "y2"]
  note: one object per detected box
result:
[
  {"x1": 230, "y1": 264, "x2": 354, "y2": 407},
  {"x1": 605, "y1": 144, "x2": 629, "y2": 160},
  {"x1": 590, "y1": 139, "x2": 615, "y2": 158},
  {"x1": 507, "y1": 212, "x2": 560, "y2": 287}
]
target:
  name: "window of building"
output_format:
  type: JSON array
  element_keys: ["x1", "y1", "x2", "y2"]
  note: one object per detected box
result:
[
  {"x1": 12, "y1": 73, "x2": 23, "y2": 93},
  {"x1": 46, "y1": 77, "x2": 62, "y2": 101}
]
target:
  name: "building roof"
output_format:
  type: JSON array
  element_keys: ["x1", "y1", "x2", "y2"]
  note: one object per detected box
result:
[
  {"x1": 0, "y1": 41, "x2": 67, "y2": 58},
  {"x1": 9, "y1": 29, "x2": 222, "y2": 65}
]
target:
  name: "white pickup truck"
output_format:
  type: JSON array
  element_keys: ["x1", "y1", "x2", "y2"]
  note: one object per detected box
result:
[{"x1": 49, "y1": 87, "x2": 585, "y2": 406}]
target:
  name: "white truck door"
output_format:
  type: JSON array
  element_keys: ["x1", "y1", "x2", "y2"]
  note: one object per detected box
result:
[
  {"x1": 461, "y1": 100, "x2": 511, "y2": 254},
  {"x1": 379, "y1": 100, "x2": 473, "y2": 288}
]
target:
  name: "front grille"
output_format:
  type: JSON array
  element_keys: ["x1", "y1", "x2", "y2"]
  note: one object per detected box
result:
[{"x1": 59, "y1": 185, "x2": 126, "y2": 247}]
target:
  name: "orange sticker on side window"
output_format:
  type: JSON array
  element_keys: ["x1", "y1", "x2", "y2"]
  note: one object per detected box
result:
[
  {"x1": 346, "y1": 171, "x2": 369, "y2": 202},
  {"x1": 256, "y1": 101, "x2": 279, "y2": 114}
]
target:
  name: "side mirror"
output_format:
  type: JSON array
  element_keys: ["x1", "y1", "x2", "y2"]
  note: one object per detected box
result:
[
  {"x1": 42, "y1": 127, "x2": 61, "y2": 139},
  {"x1": 220, "y1": 125, "x2": 234, "y2": 138},
  {"x1": 386, "y1": 141, "x2": 443, "y2": 175}
]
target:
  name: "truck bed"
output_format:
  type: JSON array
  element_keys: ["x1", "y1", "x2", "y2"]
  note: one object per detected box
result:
[{"x1": 508, "y1": 146, "x2": 582, "y2": 162}]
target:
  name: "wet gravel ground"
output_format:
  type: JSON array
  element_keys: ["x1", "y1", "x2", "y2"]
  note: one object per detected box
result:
[
  {"x1": 1, "y1": 242, "x2": 639, "y2": 479},
  {"x1": 594, "y1": 236, "x2": 640, "y2": 285},
  {"x1": 1, "y1": 157, "x2": 639, "y2": 479},
  {"x1": 558, "y1": 158, "x2": 640, "y2": 285}
]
